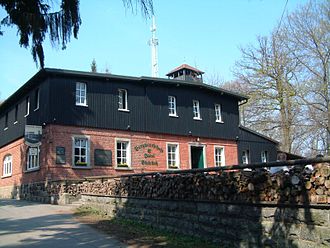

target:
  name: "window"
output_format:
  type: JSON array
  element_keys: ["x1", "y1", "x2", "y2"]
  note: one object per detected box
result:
[
  {"x1": 14, "y1": 104, "x2": 18, "y2": 123},
  {"x1": 73, "y1": 137, "x2": 89, "y2": 167},
  {"x1": 214, "y1": 146, "x2": 225, "y2": 167},
  {"x1": 116, "y1": 139, "x2": 131, "y2": 167},
  {"x1": 25, "y1": 97, "x2": 30, "y2": 117},
  {"x1": 3, "y1": 155, "x2": 12, "y2": 177},
  {"x1": 215, "y1": 104, "x2": 222, "y2": 122},
  {"x1": 4, "y1": 112, "x2": 8, "y2": 130},
  {"x1": 193, "y1": 100, "x2": 201, "y2": 120},
  {"x1": 27, "y1": 147, "x2": 39, "y2": 171},
  {"x1": 242, "y1": 150, "x2": 250, "y2": 164},
  {"x1": 34, "y1": 88, "x2": 40, "y2": 110},
  {"x1": 76, "y1": 82, "x2": 87, "y2": 106},
  {"x1": 168, "y1": 96, "x2": 177, "y2": 117},
  {"x1": 118, "y1": 89, "x2": 128, "y2": 111},
  {"x1": 261, "y1": 151, "x2": 268, "y2": 163},
  {"x1": 167, "y1": 143, "x2": 180, "y2": 169}
]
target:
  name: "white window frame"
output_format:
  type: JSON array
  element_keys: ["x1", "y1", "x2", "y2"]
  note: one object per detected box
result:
[
  {"x1": 14, "y1": 104, "x2": 18, "y2": 124},
  {"x1": 261, "y1": 150, "x2": 268, "y2": 163},
  {"x1": 75, "y1": 82, "x2": 87, "y2": 106},
  {"x1": 193, "y1": 100, "x2": 201, "y2": 120},
  {"x1": 242, "y1": 150, "x2": 250, "y2": 164},
  {"x1": 214, "y1": 146, "x2": 225, "y2": 167},
  {"x1": 115, "y1": 138, "x2": 131, "y2": 168},
  {"x1": 25, "y1": 96, "x2": 30, "y2": 117},
  {"x1": 34, "y1": 88, "x2": 40, "y2": 111},
  {"x1": 72, "y1": 136, "x2": 90, "y2": 167},
  {"x1": 27, "y1": 147, "x2": 40, "y2": 171},
  {"x1": 168, "y1": 96, "x2": 178, "y2": 117},
  {"x1": 3, "y1": 155, "x2": 12, "y2": 177},
  {"x1": 215, "y1": 104, "x2": 223, "y2": 123},
  {"x1": 166, "y1": 143, "x2": 180, "y2": 169},
  {"x1": 4, "y1": 112, "x2": 8, "y2": 130},
  {"x1": 118, "y1": 89, "x2": 129, "y2": 111}
]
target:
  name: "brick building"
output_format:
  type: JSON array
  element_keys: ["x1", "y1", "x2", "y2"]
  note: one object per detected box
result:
[{"x1": 0, "y1": 64, "x2": 278, "y2": 197}]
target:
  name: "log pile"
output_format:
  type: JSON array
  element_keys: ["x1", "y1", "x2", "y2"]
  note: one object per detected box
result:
[{"x1": 51, "y1": 163, "x2": 330, "y2": 205}]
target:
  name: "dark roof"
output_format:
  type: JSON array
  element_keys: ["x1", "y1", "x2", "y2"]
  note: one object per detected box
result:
[
  {"x1": 166, "y1": 64, "x2": 205, "y2": 76},
  {"x1": 239, "y1": 125, "x2": 279, "y2": 144},
  {"x1": 0, "y1": 68, "x2": 248, "y2": 115}
]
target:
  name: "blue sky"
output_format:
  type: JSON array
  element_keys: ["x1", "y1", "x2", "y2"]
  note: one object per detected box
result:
[{"x1": 0, "y1": 0, "x2": 308, "y2": 101}]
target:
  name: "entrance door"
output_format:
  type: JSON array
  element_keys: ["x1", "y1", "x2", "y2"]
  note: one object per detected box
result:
[{"x1": 191, "y1": 146, "x2": 204, "y2": 169}]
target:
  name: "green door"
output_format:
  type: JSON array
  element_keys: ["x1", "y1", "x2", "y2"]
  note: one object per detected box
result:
[{"x1": 191, "y1": 146, "x2": 204, "y2": 169}]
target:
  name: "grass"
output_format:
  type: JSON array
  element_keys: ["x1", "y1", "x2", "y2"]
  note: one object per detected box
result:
[{"x1": 75, "y1": 205, "x2": 218, "y2": 248}]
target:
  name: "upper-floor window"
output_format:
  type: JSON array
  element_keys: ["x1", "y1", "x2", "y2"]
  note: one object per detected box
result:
[
  {"x1": 242, "y1": 150, "x2": 250, "y2": 164},
  {"x1": 3, "y1": 155, "x2": 12, "y2": 177},
  {"x1": 4, "y1": 112, "x2": 8, "y2": 130},
  {"x1": 27, "y1": 147, "x2": 39, "y2": 171},
  {"x1": 214, "y1": 146, "x2": 225, "y2": 167},
  {"x1": 116, "y1": 139, "x2": 131, "y2": 168},
  {"x1": 34, "y1": 88, "x2": 40, "y2": 110},
  {"x1": 76, "y1": 82, "x2": 87, "y2": 106},
  {"x1": 14, "y1": 104, "x2": 18, "y2": 123},
  {"x1": 261, "y1": 151, "x2": 268, "y2": 163},
  {"x1": 118, "y1": 89, "x2": 128, "y2": 111},
  {"x1": 73, "y1": 136, "x2": 90, "y2": 167},
  {"x1": 25, "y1": 97, "x2": 30, "y2": 117},
  {"x1": 168, "y1": 96, "x2": 177, "y2": 117},
  {"x1": 167, "y1": 143, "x2": 180, "y2": 169},
  {"x1": 193, "y1": 100, "x2": 201, "y2": 120},
  {"x1": 215, "y1": 104, "x2": 222, "y2": 123}
]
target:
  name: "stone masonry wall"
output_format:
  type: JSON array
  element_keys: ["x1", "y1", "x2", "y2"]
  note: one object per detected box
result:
[{"x1": 81, "y1": 195, "x2": 330, "y2": 248}]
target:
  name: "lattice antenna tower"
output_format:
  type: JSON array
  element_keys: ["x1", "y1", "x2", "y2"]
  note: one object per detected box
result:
[{"x1": 149, "y1": 15, "x2": 159, "y2": 77}]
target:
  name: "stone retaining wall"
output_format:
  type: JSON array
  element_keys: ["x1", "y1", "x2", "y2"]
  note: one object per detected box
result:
[{"x1": 81, "y1": 194, "x2": 330, "y2": 248}]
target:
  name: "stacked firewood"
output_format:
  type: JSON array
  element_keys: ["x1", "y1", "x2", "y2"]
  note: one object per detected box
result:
[{"x1": 50, "y1": 163, "x2": 330, "y2": 204}]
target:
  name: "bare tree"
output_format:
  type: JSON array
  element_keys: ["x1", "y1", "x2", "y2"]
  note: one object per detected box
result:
[
  {"x1": 284, "y1": 0, "x2": 330, "y2": 155},
  {"x1": 234, "y1": 30, "x2": 302, "y2": 153}
]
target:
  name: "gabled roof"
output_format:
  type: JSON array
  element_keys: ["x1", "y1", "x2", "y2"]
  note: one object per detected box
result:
[
  {"x1": 166, "y1": 64, "x2": 204, "y2": 76},
  {"x1": 239, "y1": 125, "x2": 279, "y2": 144},
  {"x1": 0, "y1": 68, "x2": 248, "y2": 115}
]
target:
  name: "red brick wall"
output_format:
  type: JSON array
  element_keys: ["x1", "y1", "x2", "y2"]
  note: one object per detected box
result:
[{"x1": 0, "y1": 124, "x2": 238, "y2": 187}]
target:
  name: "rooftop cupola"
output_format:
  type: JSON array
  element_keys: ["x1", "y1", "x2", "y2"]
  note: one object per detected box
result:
[{"x1": 166, "y1": 64, "x2": 204, "y2": 83}]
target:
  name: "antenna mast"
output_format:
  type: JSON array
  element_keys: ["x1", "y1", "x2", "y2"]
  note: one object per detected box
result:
[{"x1": 149, "y1": 15, "x2": 159, "y2": 77}]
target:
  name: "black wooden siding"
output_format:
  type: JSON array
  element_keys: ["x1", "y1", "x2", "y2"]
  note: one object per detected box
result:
[
  {"x1": 46, "y1": 76, "x2": 240, "y2": 140},
  {"x1": 238, "y1": 127, "x2": 278, "y2": 163},
  {"x1": 0, "y1": 71, "x2": 242, "y2": 147},
  {"x1": 0, "y1": 78, "x2": 50, "y2": 147}
]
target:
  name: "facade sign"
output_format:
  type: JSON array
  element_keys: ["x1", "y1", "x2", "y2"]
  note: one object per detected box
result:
[
  {"x1": 25, "y1": 125, "x2": 42, "y2": 147},
  {"x1": 134, "y1": 143, "x2": 163, "y2": 166}
]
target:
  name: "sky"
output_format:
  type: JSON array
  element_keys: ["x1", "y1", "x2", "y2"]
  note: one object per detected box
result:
[{"x1": 0, "y1": 0, "x2": 309, "y2": 101}]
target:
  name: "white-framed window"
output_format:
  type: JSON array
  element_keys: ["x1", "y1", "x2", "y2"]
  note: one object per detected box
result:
[
  {"x1": 27, "y1": 147, "x2": 39, "y2": 171},
  {"x1": 215, "y1": 104, "x2": 222, "y2": 123},
  {"x1": 76, "y1": 82, "x2": 87, "y2": 106},
  {"x1": 242, "y1": 150, "x2": 250, "y2": 164},
  {"x1": 14, "y1": 104, "x2": 18, "y2": 124},
  {"x1": 168, "y1": 96, "x2": 177, "y2": 117},
  {"x1": 34, "y1": 88, "x2": 40, "y2": 111},
  {"x1": 73, "y1": 136, "x2": 90, "y2": 167},
  {"x1": 116, "y1": 139, "x2": 131, "y2": 167},
  {"x1": 261, "y1": 151, "x2": 268, "y2": 163},
  {"x1": 214, "y1": 146, "x2": 225, "y2": 167},
  {"x1": 3, "y1": 155, "x2": 12, "y2": 177},
  {"x1": 4, "y1": 112, "x2": 8, "y2": 130},
  {"x1": 193, "y1": 100, "x2": 201, "y2": 120},
  {"x1": 25, "y1": 96, "x2": 30, "y2": 117},
  {"x1": 118, "y1": 89, "x2": 128, "y2": 111},
  {"x1": 167, "y1": 143, "x2": 180, "y2": 169}
]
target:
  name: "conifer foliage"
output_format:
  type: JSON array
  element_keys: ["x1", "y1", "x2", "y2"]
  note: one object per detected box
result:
[{"x1": 0, "y1": 0, "x2": 81, "y2": 68}]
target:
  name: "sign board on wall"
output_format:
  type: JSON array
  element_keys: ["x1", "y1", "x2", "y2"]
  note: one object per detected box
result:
[{"x1": 25, "y1": 125, "x2": 42, "y2": 147}]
